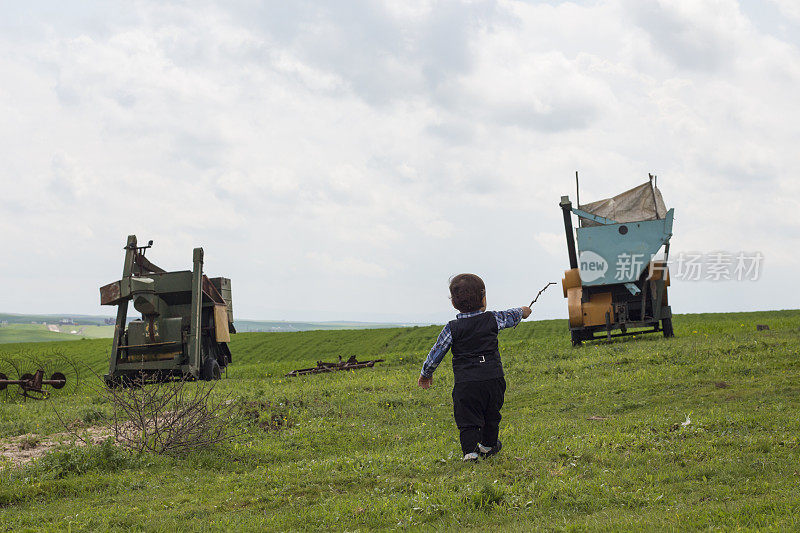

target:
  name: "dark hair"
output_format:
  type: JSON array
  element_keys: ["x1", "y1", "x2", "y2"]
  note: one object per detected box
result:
[{"x1": 449, "y1": 273, "x2": 485, "y2": 313}]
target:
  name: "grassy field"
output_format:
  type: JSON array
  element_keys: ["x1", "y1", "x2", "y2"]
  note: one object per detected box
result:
[
  {"x1": 0, "y1": 319, "x2": 419, "y2": 342},
  {"x1": 234, "y1": 319, "x2": 426, "y2": 332},
  {"x1": 1, "y1": 310, "x2": 799, "y2": 531},
  {"x1": 0, "y1": 324, "x2": 115, "y2": 344}
]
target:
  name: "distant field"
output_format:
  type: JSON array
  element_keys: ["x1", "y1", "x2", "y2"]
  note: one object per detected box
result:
[
  {"x1": 234, "y1": 319, "x2": 425, "y2": 332},
  {"x1": 0, "y1": 324, "x2": 114, "y2": 344},
  {"x1": 0, "y1": 313, "x2": 420, "y2": 342},
  {"x1": 1, "y1": 310, "x2": 799, "y2": 530},
  {"x1": 0, "y1": 321, "x2": 418, "y2": 344},
  {"x1": 0, "y1": 313, "x2": 112, "y2": 327}
]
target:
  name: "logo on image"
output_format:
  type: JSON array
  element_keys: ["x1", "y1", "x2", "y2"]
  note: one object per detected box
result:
[{"x1": 579, "y1": 250, "x2": 608, "y2": 282}]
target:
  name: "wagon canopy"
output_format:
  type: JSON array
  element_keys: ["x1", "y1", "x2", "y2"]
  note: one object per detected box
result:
[{"x1": 579, "y1": 181, "x2": 667, "y2": 227}]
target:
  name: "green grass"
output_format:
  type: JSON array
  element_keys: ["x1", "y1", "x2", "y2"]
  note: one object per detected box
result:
[
  {"x1": 234, "y1": 319, "x2": 426, "y2": 332},
  {"x1": 67, "y1": 325, "x2": 115, "y2": 339},
  {"x1": 0, "y1": 324, "x2": 82, "y2": 344},
  {"x1": 0, "y1": 319, "x2": 420, "y2": 342},
  {"x1": 1, "y1": 310, "x2": 799, "y2": 531}
]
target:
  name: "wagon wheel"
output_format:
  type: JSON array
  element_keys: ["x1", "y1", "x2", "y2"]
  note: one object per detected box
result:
[
  {"x1": 201, "y1": 355, "x2": 221, "y2": 381},
  {"x1": 570, "y1": 329, "x2": 586, "y2": 347},
  {"x1": 0, "y1": 357, "x2": 19, "y2": 403},
  {"x1": 0, "y1": 357, "x2": 24, "y2": 402},
  {"x1": 50, "y1": 353, "x2": 80, "y2": 396}
]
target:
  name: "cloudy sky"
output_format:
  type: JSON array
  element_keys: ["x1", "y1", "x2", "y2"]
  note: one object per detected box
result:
[{"x1": 1, "y1": 0, "x2": 798, "y2": 324}]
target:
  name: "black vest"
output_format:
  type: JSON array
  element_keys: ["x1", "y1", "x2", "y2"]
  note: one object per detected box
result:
[{"x1": 449, "y1": 312, "x2": 504, "y2": 383}]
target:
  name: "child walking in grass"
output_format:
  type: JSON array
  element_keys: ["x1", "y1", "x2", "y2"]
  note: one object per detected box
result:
[{"x1": 417, "y1": 273, "x2": 531, "y2": 461}]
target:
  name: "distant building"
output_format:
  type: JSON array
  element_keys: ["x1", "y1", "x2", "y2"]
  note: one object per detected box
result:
[{"x1": 104, "y1": 318, "x2": 116, "y2": 325}]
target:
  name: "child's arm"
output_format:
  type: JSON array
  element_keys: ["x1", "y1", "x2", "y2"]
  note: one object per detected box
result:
[
  {"x1": 493, "y1": 306, "x2": 532, "y2": 330},
  {"x1": 418, "y1": 324, "x2": 453, "y2": 389}
]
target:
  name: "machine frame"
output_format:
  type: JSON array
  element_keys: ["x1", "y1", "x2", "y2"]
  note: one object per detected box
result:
[
  {"x1": 560, "y1": 185, "x2": 674, "y2": 346},
  {"x1": 100, "y1": 235, "x2": 234, "y2": 385}
]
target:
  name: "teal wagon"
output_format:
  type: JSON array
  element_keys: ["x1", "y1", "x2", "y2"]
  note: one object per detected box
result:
[{"x1": 559, "y1": 177, "x2": 675, "y2": 345}]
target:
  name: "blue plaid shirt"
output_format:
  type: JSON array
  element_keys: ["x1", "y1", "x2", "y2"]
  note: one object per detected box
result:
[{"x1": 420, "y1": 308, "x2": 524, "y2": 378}]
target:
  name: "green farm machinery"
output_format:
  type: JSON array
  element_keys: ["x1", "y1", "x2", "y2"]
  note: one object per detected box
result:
[{"x1": 100, "y1": 235, "x2": 235, "y2": 385}]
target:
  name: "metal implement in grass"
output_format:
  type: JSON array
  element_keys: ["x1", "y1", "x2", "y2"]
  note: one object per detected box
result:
[
  {"x1": 559, "y1": 174, "x2": 675, "y2": 345},
  {"x1": 100, "y1": 235, "x2": 235, "y2": 386},
  {"x1": 0, "y1": 354, "x2": 78, "y2": 402},
  {"x1": 286, "y1": 356, "x2": 385, "y2": 377}
]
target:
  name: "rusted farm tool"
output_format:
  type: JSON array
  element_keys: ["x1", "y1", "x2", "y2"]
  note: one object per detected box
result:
[
  {"x1": 286, "y1": 356, "x2": 385, "y2": 377},
  {"x1": 0, "y1": 354, "x2": 78, "y2": 402}
]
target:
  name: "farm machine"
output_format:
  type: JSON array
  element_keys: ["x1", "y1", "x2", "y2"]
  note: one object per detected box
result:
[
  {"x1": 100, "y1": 235, "x2": 235, "y2": 385},
  {"x1": 560, "y1": 175, "x2": 674, "y2": 345},
  {"x1": 0, "y1": 354, "x2": 78, "y2": 402}
]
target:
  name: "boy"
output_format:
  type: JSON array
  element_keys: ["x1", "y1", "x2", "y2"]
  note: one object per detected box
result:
[{"x1": 417, "y1": 273, "x2": 532, "y2": 461}]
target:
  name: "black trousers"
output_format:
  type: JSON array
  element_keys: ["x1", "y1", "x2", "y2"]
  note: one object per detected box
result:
[{"x1": 452, "y1": 376, "x2": 506, "y2": 455}]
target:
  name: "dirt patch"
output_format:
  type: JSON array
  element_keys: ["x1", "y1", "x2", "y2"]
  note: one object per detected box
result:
[{"x1": 0, "y1": 426, "x2": 113, "y2": 467}]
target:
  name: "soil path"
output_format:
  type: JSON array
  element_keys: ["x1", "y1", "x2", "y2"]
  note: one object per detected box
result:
[{"x1": 0, "y1": 426, "x2": 113, "y2": 467}]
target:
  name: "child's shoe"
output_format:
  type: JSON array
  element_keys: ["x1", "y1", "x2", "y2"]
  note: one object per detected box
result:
[
  {"x1": 478, "y1": 440, "x2": 502, "y2": 457},
  {"x1": 462, "y1": 452, "x2": 479, "y2": 461}
]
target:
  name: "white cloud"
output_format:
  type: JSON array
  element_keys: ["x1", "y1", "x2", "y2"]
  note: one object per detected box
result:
[
  {"x1": 534, "y1": 232, "x2": 566, "y2": 257},
  {"x1": 0, "y1": 0, "x2": 798, "y2": 321},
  {"x1": 622, "y1": 0, "x2": 752, "y2": 72},
  {"x1": 768, "y1": 0, "x2": 800, "y2": 21},
  {"x1": 305, "y1": 251, "x2": 388, "y2": 278}
]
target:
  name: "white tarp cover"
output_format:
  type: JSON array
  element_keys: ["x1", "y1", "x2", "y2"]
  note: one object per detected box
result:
[{"x1": 579, "y1": 181, "x2": 667, "y2": 227}]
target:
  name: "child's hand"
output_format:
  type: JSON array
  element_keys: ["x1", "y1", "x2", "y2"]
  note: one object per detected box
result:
[
  {"x1": 521, "y1": 306, "x2": 532, "y2": 319},
  {"x1": 418, "y1": 375, "x2": 433, "y2": 389}
]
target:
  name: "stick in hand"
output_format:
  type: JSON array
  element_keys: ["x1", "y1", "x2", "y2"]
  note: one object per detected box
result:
[
  {"x1": 514, "y1": 281, "x2": 556, "y2": 328},
  {"x1": 530, "y1": 282, "x2": 556, "y2": 307}
]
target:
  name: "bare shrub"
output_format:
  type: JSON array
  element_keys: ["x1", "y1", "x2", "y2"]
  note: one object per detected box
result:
[{"x1": 99, "y1": 375, "x2": 241, "y2": 455}]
